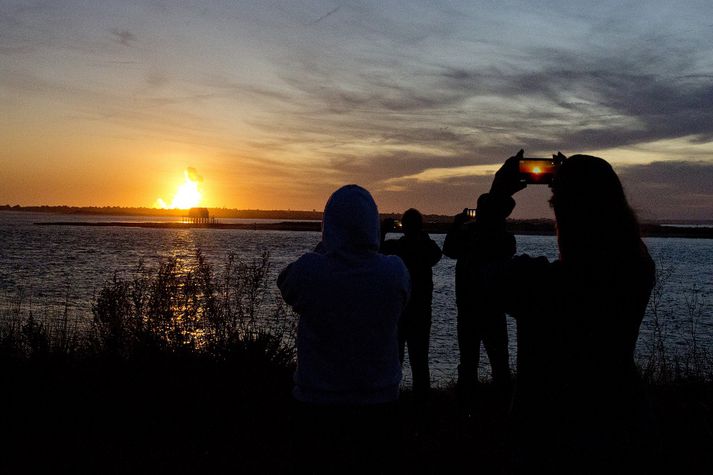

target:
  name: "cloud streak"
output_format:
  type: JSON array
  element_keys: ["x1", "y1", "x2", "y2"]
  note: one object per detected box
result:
[
  {"x1": 308, "y1": 5, "x2": 341, "y2": 25},
  {"x1": 111, "y1": 29, "x2": 137, "y2": 47},
  {"x1": 619, "y1": 161, "x2": 713, "y2": 220}
]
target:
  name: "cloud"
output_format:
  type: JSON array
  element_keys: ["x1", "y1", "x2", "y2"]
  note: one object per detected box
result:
[
  {"x1": 2, "y1": 1, "x2": 712, "y2": 217},
  {"x1": 382, "y1": 164, "x2": 499, "y2": 186},
  {"x1": 244, "y1": 3, "x2": 713, "y2": 167},
  {"x1": 619, "y1": 161, "x2": 713, "y2": 220},
  {"x1": 308, "y1": 5, "x2": 342, "y2": 26},
  {"x1": 185, "y1": 167, "x2": 203, "y2": 183},
  {"x1": 299, "y1": 54, "x2": 711, "y2": 149},
  {"x1": 145, "y1": 71, "x2": 169, "y2": 88},
  {"x1": 110, "y1": 29, "x2": 137, "y2": 47},
  {"x1": 373, "y1": 170, "x2": 557, "y2": 218}
]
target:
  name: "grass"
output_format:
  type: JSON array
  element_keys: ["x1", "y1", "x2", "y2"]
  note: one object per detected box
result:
[
  {"x1": 1, "y1": 250, "x2": 296, "y2": 473},
  {"x1": 0, "y1": 251, "x2": 712, "y2": 473},
  {"x1": 639, "y1": 261, "x2": 713, "y2": 382}
]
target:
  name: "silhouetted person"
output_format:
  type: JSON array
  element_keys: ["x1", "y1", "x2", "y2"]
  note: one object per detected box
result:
[
  {"x1": 480, "y1": 150, "x2": 656, "y2": 473},
  {"x1": 381, "y1": 208, "x2": 442, "y2": 400},
  {"x1": 443, "y1": 196, "x2": 515, "y2": 402},
  {"x1": 278, "y1": 184, "x2": 409, "y2": 474}
]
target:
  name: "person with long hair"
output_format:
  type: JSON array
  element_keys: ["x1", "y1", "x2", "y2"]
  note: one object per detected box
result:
[{"x1": 479, "y1": 150, "x2": 656, "y2": 473}]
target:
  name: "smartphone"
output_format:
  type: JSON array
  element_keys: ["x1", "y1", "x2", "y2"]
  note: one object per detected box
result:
[{"x1": 519, "y1": 158, "x2": 558, "y2": 185}]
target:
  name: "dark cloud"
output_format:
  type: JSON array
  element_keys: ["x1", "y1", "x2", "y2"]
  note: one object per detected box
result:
[
  {"x1": 619, "y1": 161, "x2": 713, "y2": 220},
  {"x1": 146, "y1": 71, "x2": 169, "y2": 88},
  {"x1": 326, "y1": 150, "x2": 477, "y2": 183},
  {"x1": 308, "y1": 5, "x2": 342, "y2": 26},
  {"x1": 111, "y1": 29, "x2": 137, "y2": 47},
  {"x1": 376, "y1": 177, "x2": 489, "y2": 214},
  {"x1": 257, "y1": 35, "x2": 712, "y2": 171}
]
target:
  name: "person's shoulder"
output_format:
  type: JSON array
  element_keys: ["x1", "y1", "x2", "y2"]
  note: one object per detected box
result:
[
  {"x1": 381, "y1": 252, "x2": 407, "y2": 268},
  {"x1": 278, "y1": 251, "x2": 328, "y2": 297},
  {"x1": 289, "y1": 251, "x2": 327, "y2": 273},
  {"x1": 377, "y1": 253, "x2": 409, "y2": 278}
]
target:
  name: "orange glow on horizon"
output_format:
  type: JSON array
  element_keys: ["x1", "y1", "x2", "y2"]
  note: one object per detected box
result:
[{"x1": 155, "y1": 168, "x2": 203, "y2": 210}]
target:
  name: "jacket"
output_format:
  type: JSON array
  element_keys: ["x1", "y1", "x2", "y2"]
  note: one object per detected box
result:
[{"x1": 278, "y1": 185, "x2": 410, "y2": 404}]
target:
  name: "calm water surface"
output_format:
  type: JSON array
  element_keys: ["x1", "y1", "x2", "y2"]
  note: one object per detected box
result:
[{"x1": 1, "y1": 211, "x2": 711, "y2": 385}]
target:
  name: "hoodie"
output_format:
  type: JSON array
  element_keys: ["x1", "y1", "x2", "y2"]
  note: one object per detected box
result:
[{"x1": 278, "y1": 185, "x2": 410, "y2": 404}]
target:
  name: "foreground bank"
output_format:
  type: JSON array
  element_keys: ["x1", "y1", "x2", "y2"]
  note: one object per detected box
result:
[
  {"x1": 2, "y1": 249, "x2": 711, "y2": 473},
  {"x1": 2, "y1": 355, "x2": 712, "y2": 474}
]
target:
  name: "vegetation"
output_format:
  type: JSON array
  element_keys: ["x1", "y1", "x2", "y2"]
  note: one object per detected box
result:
[
  {"x1": 1, "y1": 251, "x2": 297, "y2": 474},
  {"x1": 1, "y1": 252, "x2": 711, "y2": 473},
  {"x1": 640, "y1": 263, "x2": 713, "y2": 382},
  {"x1": 635, "y1": 262, "x2": 713, "y2": 473}
]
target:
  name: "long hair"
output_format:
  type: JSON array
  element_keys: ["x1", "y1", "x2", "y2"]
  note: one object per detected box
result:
[{"x1": 549, "y1": 155, "x2": 642, "y2": 265}]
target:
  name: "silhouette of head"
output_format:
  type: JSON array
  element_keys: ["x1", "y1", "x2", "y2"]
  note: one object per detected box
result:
[
  {"x1": 477, "y1": 193, "x2": 514, "y2": 224},
  {"x1": 401, "y1": 208, "x2": 423, "y2": 237},
  {"x1": 322, "y1": 184, "x2": 380, "y2": 255},
  {"x1": 550, "y1": 155, "x2": 640, "y2": 263}
]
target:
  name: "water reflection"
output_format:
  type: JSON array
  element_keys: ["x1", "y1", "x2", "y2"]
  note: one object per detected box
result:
[{"x1": 91, "y1": 248, "x2": 294, "y2": 354}]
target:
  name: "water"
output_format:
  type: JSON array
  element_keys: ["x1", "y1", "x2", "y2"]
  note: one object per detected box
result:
[{"x1": 1, "y1": 211, "x2": 712, "y2": 385}]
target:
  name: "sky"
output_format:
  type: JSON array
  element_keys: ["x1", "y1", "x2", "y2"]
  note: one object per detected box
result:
[{"x1": 1, "y1": 0, "x2": 712, "y2": 220}]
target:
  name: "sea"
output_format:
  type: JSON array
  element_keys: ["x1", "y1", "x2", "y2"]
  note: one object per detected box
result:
[{"x1": 1, "y1": 211, "x2": 712, "y2": 386}]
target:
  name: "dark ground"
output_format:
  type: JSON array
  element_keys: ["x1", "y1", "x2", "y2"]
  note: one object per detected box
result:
[{"x1": 2, "y1": 359, "x2": 712, "y2": 474}]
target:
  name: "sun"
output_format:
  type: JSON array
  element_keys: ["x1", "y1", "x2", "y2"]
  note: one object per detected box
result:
[
  {"x1": 171, "y1": 173, "x2": 201, "y2": 209},
  {"x1": 155, "y1": 168, "x2": 203, "y2": 209}
]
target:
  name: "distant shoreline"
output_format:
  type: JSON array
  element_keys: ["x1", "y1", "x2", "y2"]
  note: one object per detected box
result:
[
  {"x1": 32, "y1": 220, "x2": 713, "y2": 239},
  {"x1": 34, "y1": 220, "x2": 324, "y2": 232},
  {"x1": 4, "y1": 205, "x2": 712, "y2": 227}
]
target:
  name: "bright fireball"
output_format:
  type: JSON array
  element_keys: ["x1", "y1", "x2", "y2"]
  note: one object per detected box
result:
[{"x1": 155, "y1": 167, "x2": 203, "y2": 209}]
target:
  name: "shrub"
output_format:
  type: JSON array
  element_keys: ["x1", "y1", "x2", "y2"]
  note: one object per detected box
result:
[{"x1": 91, "y1": 249, "x2": 296, "y2": 365}]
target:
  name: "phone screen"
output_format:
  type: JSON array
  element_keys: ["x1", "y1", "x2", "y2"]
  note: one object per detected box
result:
[{"x1": 519, "y1": 158, "x2": 557, "y2": 184}]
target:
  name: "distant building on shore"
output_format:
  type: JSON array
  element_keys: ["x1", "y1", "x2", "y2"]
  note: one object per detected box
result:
[{"x1": 182, "y1": 207, "x2": 218, "y2": 225}]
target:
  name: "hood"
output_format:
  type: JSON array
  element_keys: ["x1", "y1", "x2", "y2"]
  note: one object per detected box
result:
[{"x1": 321, "y1": 185, "x2": 380, "y2": 255}]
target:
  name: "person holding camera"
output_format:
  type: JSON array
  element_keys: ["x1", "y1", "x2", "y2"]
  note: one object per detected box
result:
[
  {"x1": 479, "y1": 150, "x2": 656, "y2": 473},
  {"x1": 278, "y1": 184, "x2": 409, "y2": 474},
  {"x1": 443, "y1": 195, "x2": 516, "y2": 405}
]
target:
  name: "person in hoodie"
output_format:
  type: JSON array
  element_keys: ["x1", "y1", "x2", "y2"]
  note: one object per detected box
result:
[
  {"x1": 381, "y1": 208, "x2": 442, "y2": 400},
  {"x1": 278, "y1": 184, "x2": 410, "y2": 474}
]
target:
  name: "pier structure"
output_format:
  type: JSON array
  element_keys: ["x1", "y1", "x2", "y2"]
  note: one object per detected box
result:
[{"x1": 182, "y1": 207, "x2": 218, "y2": 225}]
